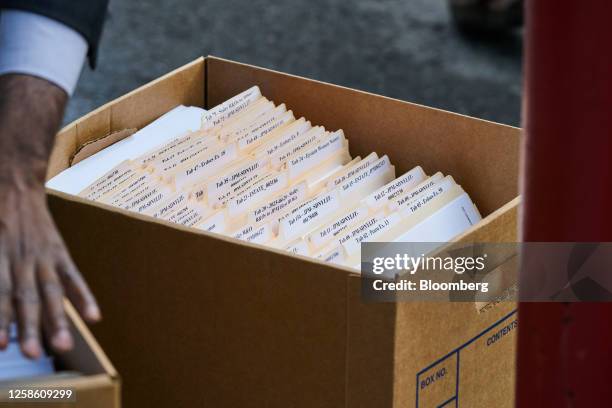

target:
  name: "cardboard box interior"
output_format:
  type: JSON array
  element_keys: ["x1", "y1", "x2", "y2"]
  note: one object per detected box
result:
[{"x1": 46, "y1": 56, "x2": 520, "y2": 407}]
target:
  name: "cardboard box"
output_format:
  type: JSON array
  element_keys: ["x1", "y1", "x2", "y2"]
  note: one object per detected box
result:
[
  {"x1": 0, "y1": 302, "x2": 120, "y2": 408},
  {"x1": 46, "y1": 56, "x2": 520, "y2": 407}
]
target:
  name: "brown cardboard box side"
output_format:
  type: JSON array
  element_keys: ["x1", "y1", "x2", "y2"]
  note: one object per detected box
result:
[{"x1": 47, "y1": 56, "x2": 520, "y2": 408}]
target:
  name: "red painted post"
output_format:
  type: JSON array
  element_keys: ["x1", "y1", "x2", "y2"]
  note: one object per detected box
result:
[{"x1": 519, "y1": 1, "x2": 612, "y2": 407}]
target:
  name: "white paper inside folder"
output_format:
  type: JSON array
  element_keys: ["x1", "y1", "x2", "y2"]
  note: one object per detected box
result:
[{"x1": 46, "y1": 105, "x2": 207, "y2": 195}]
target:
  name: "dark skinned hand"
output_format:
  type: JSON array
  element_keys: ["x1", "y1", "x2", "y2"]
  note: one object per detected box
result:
[{"x1": 0, "y1": 74, "x2": 100, "y2": 359}]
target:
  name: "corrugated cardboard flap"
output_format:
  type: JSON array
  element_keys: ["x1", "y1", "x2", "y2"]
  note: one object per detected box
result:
[{"x1": 70, "y1": 128, "x2": 137, "y2": 165}]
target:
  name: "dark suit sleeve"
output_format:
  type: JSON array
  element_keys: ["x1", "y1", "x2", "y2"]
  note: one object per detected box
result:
[{"x1": 0, "y1": 0, "x2": 109, "y2": 68}]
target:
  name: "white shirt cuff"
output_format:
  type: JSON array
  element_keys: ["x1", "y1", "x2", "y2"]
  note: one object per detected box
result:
[{"x1": 0, "y1": 9, "x2": 88, "y2": 95}]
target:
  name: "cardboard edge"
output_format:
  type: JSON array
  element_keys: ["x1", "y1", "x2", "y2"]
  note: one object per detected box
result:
[
  {"x1": 203, "y1": 56, "x2": 208, "y2": 109},
  {"x1": 17, "y1": 372, "x2": 114, "y2": 391},
  {"x1": 63, "y1": 301, "x2": 119, "y2": 381}
]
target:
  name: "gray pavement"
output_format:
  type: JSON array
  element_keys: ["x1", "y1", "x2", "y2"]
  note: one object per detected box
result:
[{"x1": 66, "y1": 0, "x2": 523, "y2": 127}]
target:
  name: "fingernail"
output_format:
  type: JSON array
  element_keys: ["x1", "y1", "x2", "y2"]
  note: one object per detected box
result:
[
  {"x1": 51, "y1": 329, "x2": 73, "y2": 352},
  {"x1": 85, "y1": 305, "x2": 101, "y2": 322},
  {"x1": 0, "y1": 330, "x2": 8, "y2": 349},
  {"x1": 21, "y1": 338, "x2": 41, "y2": 359}
]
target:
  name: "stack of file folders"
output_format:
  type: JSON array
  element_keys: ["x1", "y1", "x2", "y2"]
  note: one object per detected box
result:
[{"x1": 47, "y1": 86, "x2": 482, "y2": 269}]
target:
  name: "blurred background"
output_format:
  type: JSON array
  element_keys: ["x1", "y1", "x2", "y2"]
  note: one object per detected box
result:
[{"x1": 66, "y1": 0, "x2": 523, "y2": 126}]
